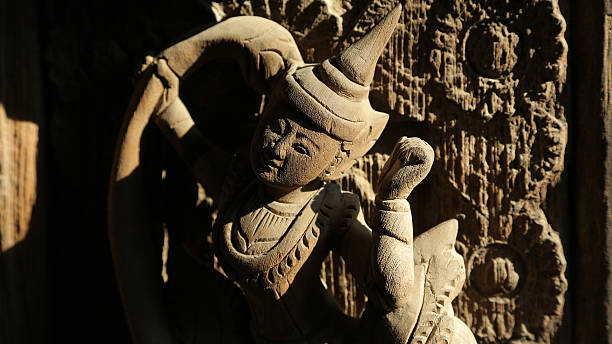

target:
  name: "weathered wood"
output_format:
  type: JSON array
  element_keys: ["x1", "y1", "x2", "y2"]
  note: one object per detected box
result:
[
  {"x1": 0, "y1": 0, "x2": 47, "y2": 342},
  {"x1": 27, "y1": 0, "x2": 600, "y2": 342}
]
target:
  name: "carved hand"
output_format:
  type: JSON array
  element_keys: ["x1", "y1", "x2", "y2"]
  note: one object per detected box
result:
[
  {"x1": 376, "y1": 137, "x2": 434, "y2": 201},
  {"x1": 148, "y1": 57, "x2": 179, "y2": 116}
]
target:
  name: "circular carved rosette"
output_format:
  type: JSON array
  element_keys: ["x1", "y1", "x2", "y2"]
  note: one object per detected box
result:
[
  {"x1": 465, "y1": 20, "x2": 520, "y2": 80},
  {"x1": 422, "y1": 0, "x2": 567, "y2": 122},
  {"x1": 454, "y1": 205, "x2": 567, "y2": 343}
]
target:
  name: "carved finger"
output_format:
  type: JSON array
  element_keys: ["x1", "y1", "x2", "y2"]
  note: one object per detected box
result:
[
  {"x1": 136, "y1": 55, "x2": 156, "y2": 78},
  {"x1": 377, "y1": 139, "x2": 407, "y2": 193},
  {"x1": 155, "y1": 59, "x2": 179, "y2": 89}
]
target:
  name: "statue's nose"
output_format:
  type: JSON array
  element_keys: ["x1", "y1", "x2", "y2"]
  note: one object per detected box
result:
[{"x1": 273, "y1": 132, "x2": 294, "y2": 160}]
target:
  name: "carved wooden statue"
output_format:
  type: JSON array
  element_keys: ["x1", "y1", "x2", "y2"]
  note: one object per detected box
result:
[{"x1": 109, "y1": 6, "x2": 477, "y2": 344}]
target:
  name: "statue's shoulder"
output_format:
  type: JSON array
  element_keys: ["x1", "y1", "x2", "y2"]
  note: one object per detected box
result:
[
  {"x1": 320, "y1": 183, "x2": 360, "y2": 211},
  {"x1": 217, "y1": 151, "x2": 256, "y2": 208},
  {"x1": 315, "y1": 183, "x2": 361, "y2": 237}
]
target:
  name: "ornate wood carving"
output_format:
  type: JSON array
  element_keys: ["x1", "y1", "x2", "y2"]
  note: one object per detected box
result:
[
  {"x1": 210, "y1": 0, "x2": 569, "y2": 342},
  {"x1": 109, "y1": 8, "x2": 478, "y2": 343}
]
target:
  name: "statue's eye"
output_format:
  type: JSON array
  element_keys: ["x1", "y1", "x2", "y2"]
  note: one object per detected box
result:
[
  {"x1": 270, "y1": 118, "x2": 286, "y2": 134},
  {"x1": 292, "y1": 143, "x2": 310, "y2": 156}
]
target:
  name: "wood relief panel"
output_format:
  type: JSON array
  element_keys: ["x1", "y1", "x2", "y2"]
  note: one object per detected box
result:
[{"x1": 210, "y1": 0, "x2": 568, "y2": 342}]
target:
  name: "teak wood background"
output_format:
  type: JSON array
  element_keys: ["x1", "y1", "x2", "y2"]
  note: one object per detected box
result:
[{"x1": 0, "y1": 0, "x2": 610, "y2": 342}]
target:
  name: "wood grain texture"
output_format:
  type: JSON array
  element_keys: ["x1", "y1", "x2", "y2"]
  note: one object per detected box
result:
[{"x1": 0, "y1": 0, "x2": 47, "y2": 342}]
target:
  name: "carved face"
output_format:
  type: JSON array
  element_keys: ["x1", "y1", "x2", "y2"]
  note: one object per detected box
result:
[{"x1": 250, "y1": 99, "x2": 341, "y2": 188}]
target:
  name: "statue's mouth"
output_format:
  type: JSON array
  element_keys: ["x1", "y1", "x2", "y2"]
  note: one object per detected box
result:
[
  {"x1": 261, "y1": 150, "x2": 283, "y2": 170},
  {"x1": 266, "y1": 159, "x2": 282, "y2": 169}
]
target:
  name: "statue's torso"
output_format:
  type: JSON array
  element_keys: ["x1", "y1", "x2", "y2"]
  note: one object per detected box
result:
[{"x1": 214, "y1": 182, "x2": 355, "y2": 343}]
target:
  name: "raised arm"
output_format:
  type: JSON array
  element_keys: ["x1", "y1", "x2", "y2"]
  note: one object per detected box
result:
[
  {"x1": 336, "y1": 200, "x2": 418, "y2": 312},
  {"x1": 146, "y1": 15, "x2": 304, "y2": 200},
  {"x1": 370, "y1": 137, "x2": 433, "y2": 309},
  {"x1": 108, "y1": 67, "x2": 179, "y2": 344},
  {"x1": 149, "y1": 58, "x2": 229, "y2": 200},
  {"x1": 156, "y1": 16, "x2": 303, "y2": 95},
  {"x1": 336, "y1": 137, "x2": 434, "y2": 311}
]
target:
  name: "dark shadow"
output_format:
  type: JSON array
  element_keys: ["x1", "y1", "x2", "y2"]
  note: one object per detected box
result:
[{"x1": 0, "y1": 0, "x2": 49, "y2": 342}]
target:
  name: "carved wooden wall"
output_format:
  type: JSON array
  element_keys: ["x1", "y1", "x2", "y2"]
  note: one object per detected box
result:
[
  {"x1": 211, "y1": 0, "x2": 569, "y2": 342},
  {"x1": 7, "y1": 0, "x2": 612, "y2": 343}
]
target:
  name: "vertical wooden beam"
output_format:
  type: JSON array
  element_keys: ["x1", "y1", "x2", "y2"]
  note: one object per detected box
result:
[
  {"x1": 603, "y1": 10, "x2": 612, "y2": 343},
  {"x1": 572, "y1": 0, "x2": 612, "y2": 341},
  {"x1": 0, "y1": 0, "x2": 47, "y2": 342}
]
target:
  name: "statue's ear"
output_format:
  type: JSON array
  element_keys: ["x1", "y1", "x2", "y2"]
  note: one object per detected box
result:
[
  {"x1": 321, "y1": 148, "x2": 352, "y2": 181},
  {"x1": 157, "y1": 16, "x2": 304, "y2": 95}
]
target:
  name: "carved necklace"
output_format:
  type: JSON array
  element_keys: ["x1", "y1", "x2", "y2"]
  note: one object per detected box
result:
[
  {"x1": 233, "y1": 188, "x2": 304, "y2": 255},
  {"x1": 217, "y1": 183, "x2": 329, "y2": 299}
]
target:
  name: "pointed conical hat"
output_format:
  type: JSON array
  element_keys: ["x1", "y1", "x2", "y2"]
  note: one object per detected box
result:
[{"x1": 281, "y1": 5, "x2": 402, "y2": 160}]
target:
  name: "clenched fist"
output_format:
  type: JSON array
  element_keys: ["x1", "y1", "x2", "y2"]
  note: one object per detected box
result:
[{"x1": 376, "y1": 137, "x2": 434, "y2": 200}]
